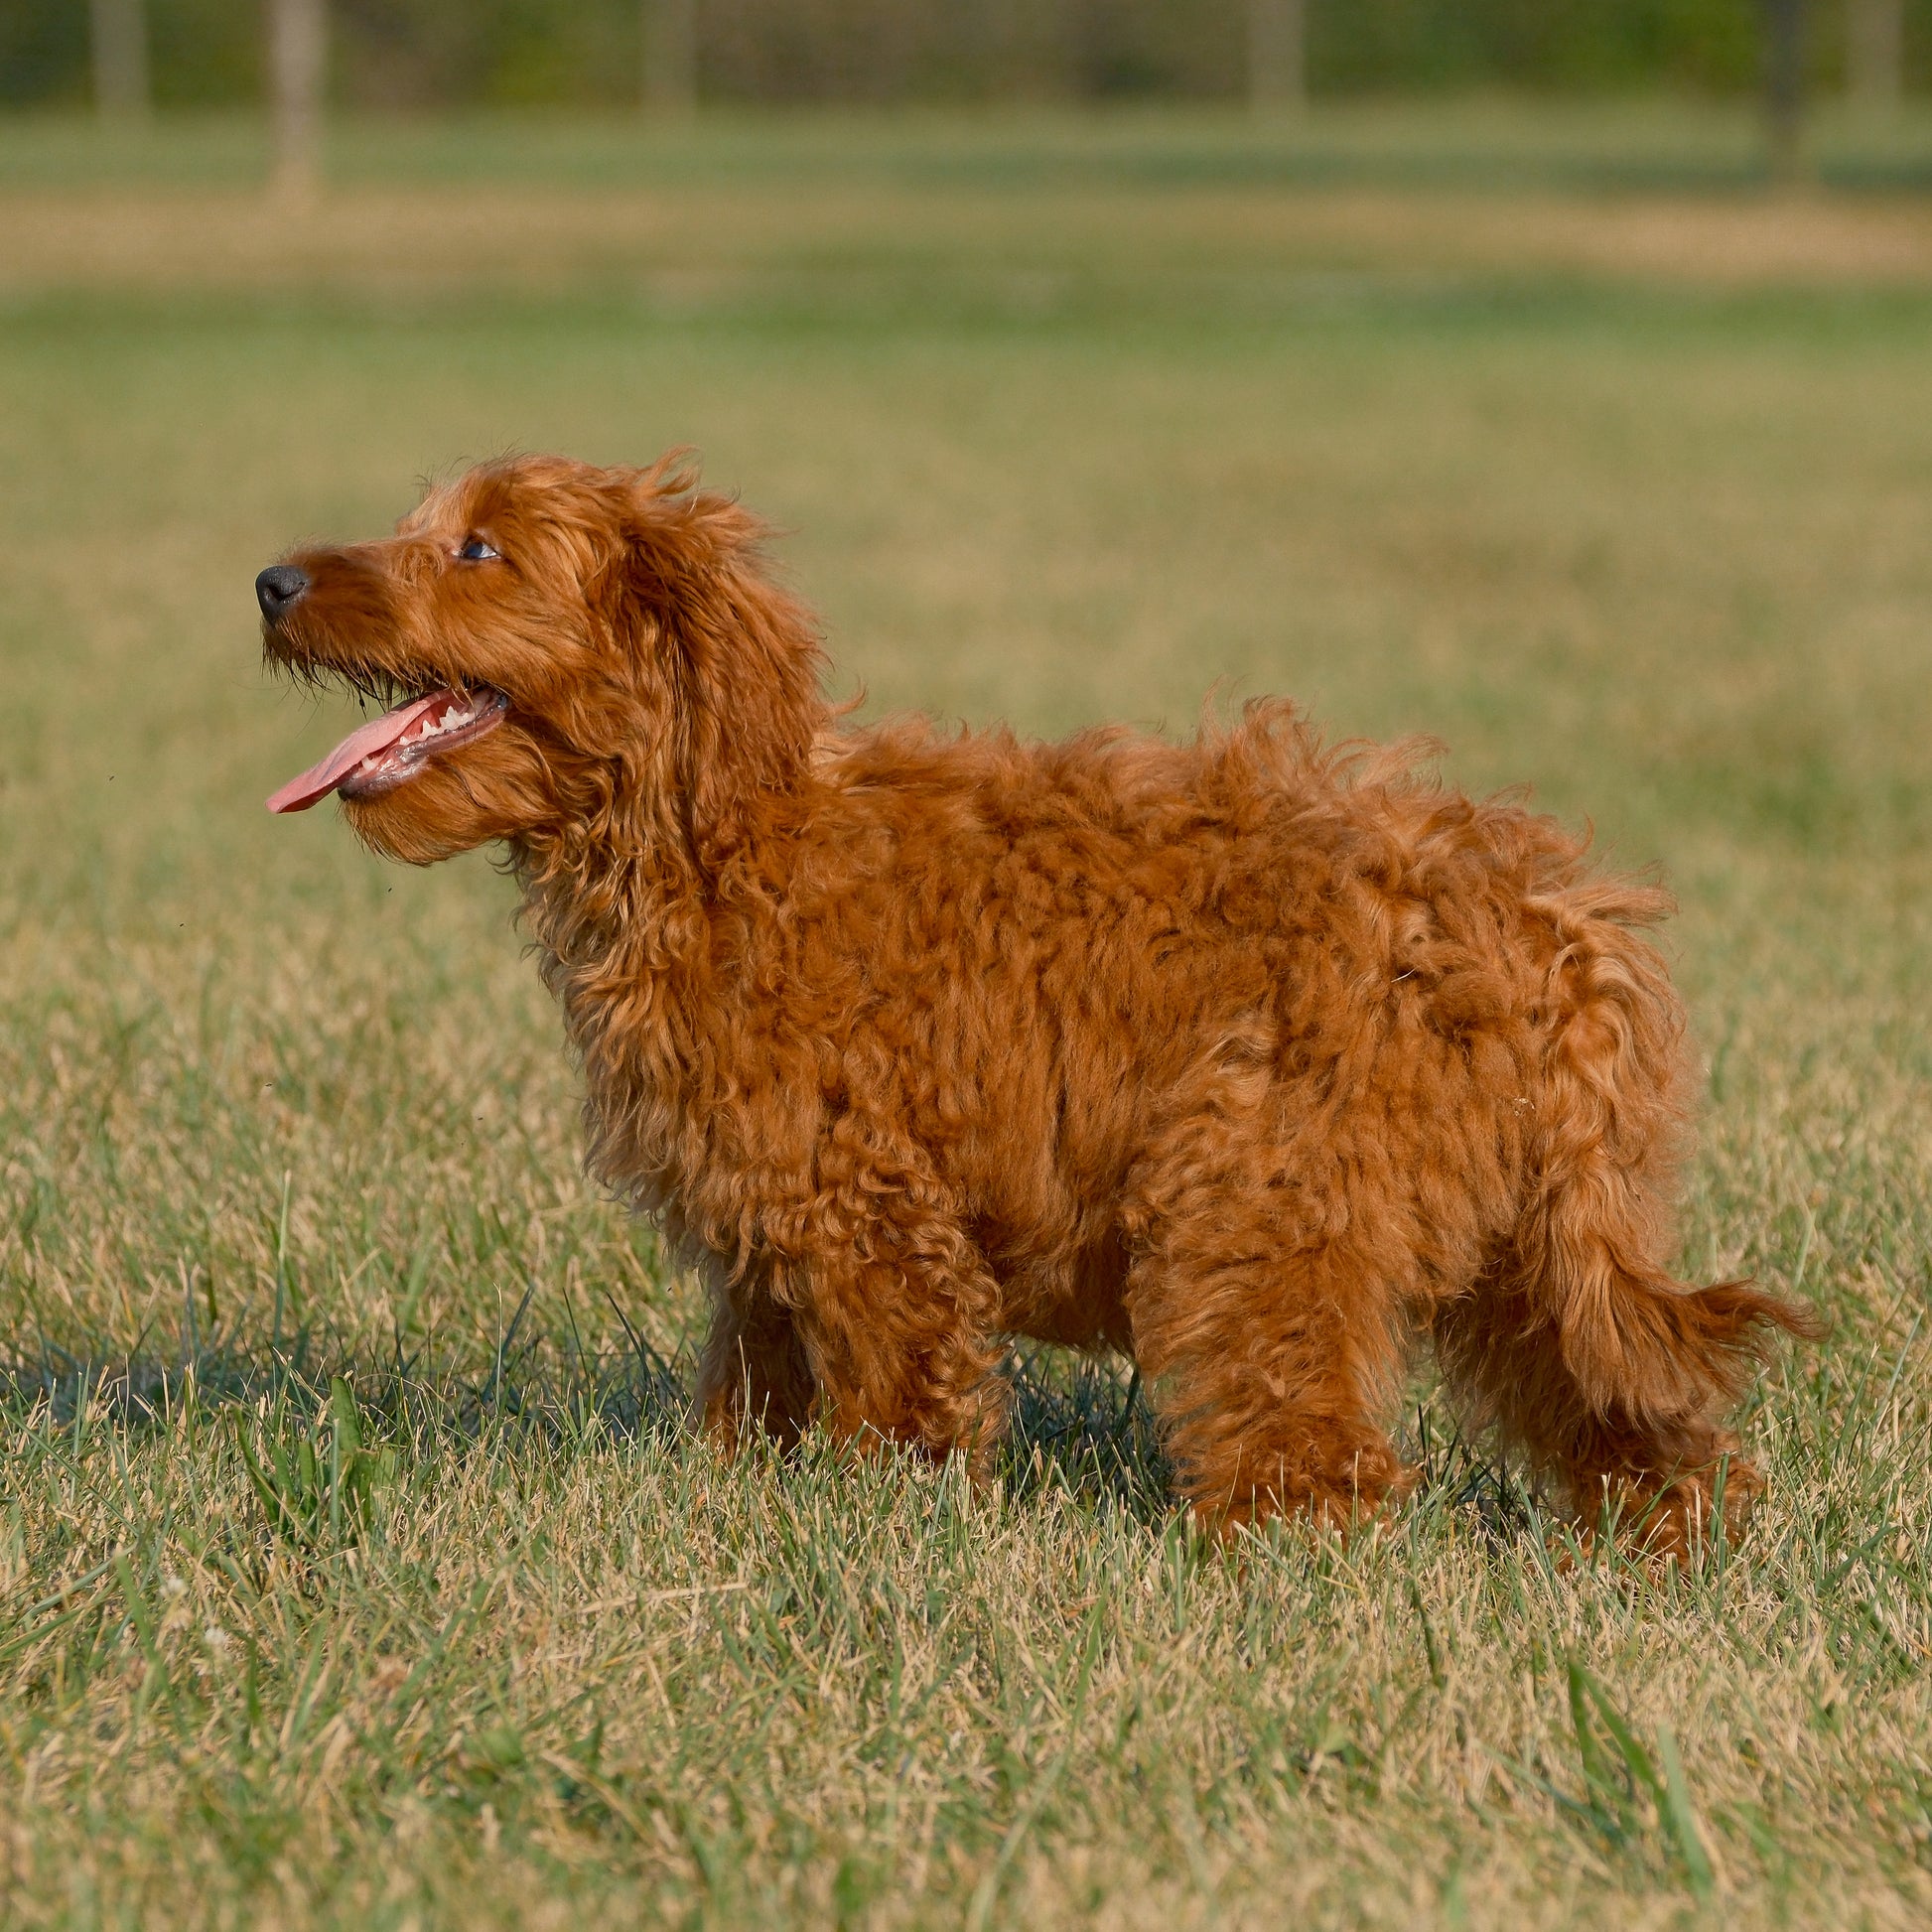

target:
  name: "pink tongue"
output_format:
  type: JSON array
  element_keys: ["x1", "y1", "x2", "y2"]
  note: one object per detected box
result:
[{"x1": 266, "y1": 694, "x2": 445, "y2": 814}]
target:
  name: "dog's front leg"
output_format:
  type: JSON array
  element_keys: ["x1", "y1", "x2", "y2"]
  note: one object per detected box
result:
[
  {"x1": 696, "y1": 1258, "x2": 817, "y2": 1451},
  {"x1": 775, "y1": 1138, "x2": 1007, "y2": 1470},
  {"x1": 790, "y1": 1249, "x2": 1008, "y2": 1472}
]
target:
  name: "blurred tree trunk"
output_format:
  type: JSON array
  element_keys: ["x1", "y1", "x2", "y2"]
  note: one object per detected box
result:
[
  {"x1": 1248, "y1": 0, "x2": 1307, "y2": 114},
  {"x1": 643, "y1": 0, "x2": 698, "y2": 115},
  {"x1": 268, "y1": 0, "x2": 326, "y2": 203},
  {"x1": 1761, "y1": 0, "x2": 1807, "y2": 183},
  {"x1": 1848, "y1": 0, "x2": 1903, "y2": 104},
  {"x1": 90, "y1": 0, "x2": 149, "y2": 122},
  {"x1": 986, "y1": 0, "x2": 1065, "y2": 101}
]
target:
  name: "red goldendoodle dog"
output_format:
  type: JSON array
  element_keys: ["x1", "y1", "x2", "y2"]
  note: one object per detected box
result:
[{"x1": 258, "y1": 453, "x2": 1814, "y2": 1552}]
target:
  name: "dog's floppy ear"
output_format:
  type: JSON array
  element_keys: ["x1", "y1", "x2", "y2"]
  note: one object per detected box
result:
[{"x1": 614, "y1": 464, "x2": 828, "y2": 871}]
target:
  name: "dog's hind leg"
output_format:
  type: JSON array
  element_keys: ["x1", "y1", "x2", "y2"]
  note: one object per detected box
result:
[
  {"x1": 1432, "y1": 1254, "x2": 1811, "y2": 1557},
  {"x1": 1124, "y1": 1132, "x2": 1416, "y2": 1536},
  {"x1": 1434, "y1": 913, "x2": 1817, "y2": 1555}
]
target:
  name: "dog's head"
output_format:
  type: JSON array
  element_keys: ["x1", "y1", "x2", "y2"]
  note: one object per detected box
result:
[{"x1": 258, "y1": 453, "x2": 826, "y2": 869}]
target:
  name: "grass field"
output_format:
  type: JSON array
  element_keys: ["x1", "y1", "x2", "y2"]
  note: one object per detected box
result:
[{"x1": 2, "y1": 106, "x2": 1931, "y2": 1929}]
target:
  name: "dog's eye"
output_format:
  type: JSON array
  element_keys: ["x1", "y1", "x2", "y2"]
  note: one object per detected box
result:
[{"x1": 458, "y1": 536, "x2": 499, "y2": 562}]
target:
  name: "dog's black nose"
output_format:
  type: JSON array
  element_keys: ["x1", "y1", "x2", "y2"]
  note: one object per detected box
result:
[{"x1": 255, "y1": 564, "x2": 309, "y2": 621}]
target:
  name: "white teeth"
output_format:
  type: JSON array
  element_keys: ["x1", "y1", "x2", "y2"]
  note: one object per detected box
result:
[
  {"x1": 408, "y1": 700, "x2": 477, "y2": 745},
  {"x1": 347, "y1": 694, "x2": 492, "y2": 785}
]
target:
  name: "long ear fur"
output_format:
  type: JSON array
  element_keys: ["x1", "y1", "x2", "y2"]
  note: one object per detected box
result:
[{"x1": 615, "y1": 465, "x2": 829, "y2": 871}]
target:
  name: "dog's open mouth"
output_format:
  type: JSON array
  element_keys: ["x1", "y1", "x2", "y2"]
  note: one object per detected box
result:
[{"x1": 266, "y1": 686, "x2": 509, "y2": 814}]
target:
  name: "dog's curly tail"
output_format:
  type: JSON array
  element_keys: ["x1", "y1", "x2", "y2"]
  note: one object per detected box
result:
[{"x1": 1518, "y1": 886, "x2": 1822, "y2": 1425}]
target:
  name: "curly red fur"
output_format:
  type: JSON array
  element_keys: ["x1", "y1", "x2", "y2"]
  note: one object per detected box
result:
[{"x1": 260, "y1": 453, "x2": 1819, "y2": 1554}]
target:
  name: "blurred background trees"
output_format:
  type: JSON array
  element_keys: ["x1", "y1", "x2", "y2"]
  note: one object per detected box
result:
[
  {"x1": 1848, "y1": 0, "x2": 1906, "y2": 99},
  {"x1": 0, "y1": 0, "x2": 1926, "y2": 112},
  {"x1": 267, "y1": 0, "x2": 324, "y2": 198},
  {"x1": 85, "y1": 0, "x2": 149, "y2": 118}
]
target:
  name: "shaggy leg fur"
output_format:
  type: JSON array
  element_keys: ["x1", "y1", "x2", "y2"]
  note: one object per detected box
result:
[
  {"x1": 1125, "y1": 1136, "x2": 1416, "y2": 1534},
  {"x1": 789, "y1": 1251, "x2": 1007, "y2": 1466},
  {"x1": 777, "y1": 1125, "x2": 1008, "y2": 1467},
  {"x1": 1434, "y1": 1269, "x2": 1795, "y2": 1557}
]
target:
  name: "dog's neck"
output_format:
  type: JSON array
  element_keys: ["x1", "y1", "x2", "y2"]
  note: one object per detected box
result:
[
  {"x1": 507, "y1": 794, "x2": 799, "y2": 1239},
  {"x1": 512, "y1": 813, "x2": 705, "y2": 1003}
]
